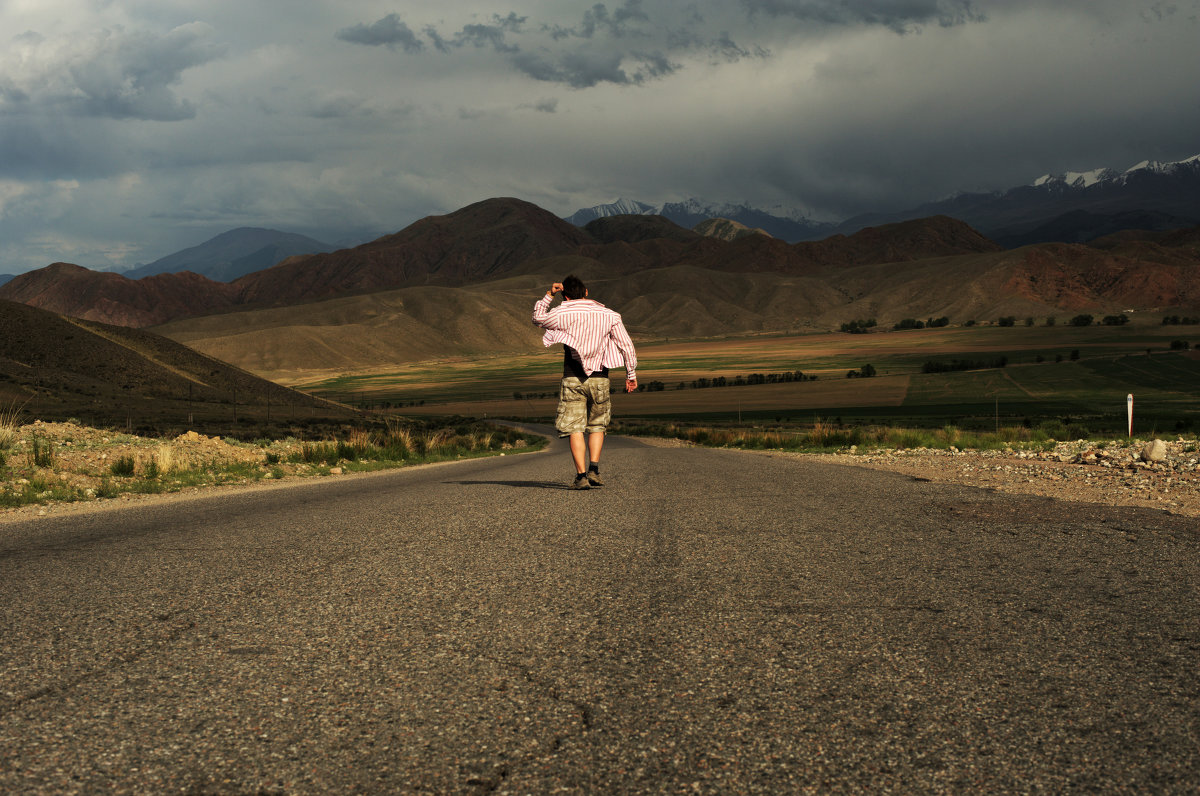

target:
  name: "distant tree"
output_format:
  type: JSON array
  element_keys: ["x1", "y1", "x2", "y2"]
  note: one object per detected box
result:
[
  {"x1": 860, "y1": 363, "x2": 877, "y2": 377},
  {"x1": 513, "y1": 391, "x2": 523, "y2": 400},
  {"x1": 1035, "y1": 355, "x2": 1045, "y2": 363},
  {"x1": 1055, "y1": 354, "x2": 1064, "y2": 363},
  {"x1": 927, "y1": 316, "x2": 950, "y2": 328},
  {"x1": 1069, "y1": 314, "x2": 1093, "y2": 327},
  {"x1": 1170, "y1": 340, "x2": 1191, "y2": 350},
  {"x1": 1045, "y1": 316, "x2": 1056, "y2": 326},
  {"x1": 894, "y1": 318, "x2": 925, "y2": 330},
  {"x1": 1025, "y1": 317, "x2": 1035, "y2": 327},
  {"x1": 1069, "y1": 349, "x2": 1080, "y2": 361},
  {"x1": 841, "y1": 318, "x2": 877, "y2": 333},
  {"x1": 1101, "y1": 314, "x2": 1130, "y2": 326},
  {"x1": 965, "y1": 319, "x2": 976, "y2": 327},
  {"x1": 997, "y1": 316, "x2": 1017, "y2": 327}
]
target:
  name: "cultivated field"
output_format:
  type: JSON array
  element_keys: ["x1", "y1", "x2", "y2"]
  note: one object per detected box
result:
[{"x1": 294, "y1": 322, "x2": 1200, "y2": 433}]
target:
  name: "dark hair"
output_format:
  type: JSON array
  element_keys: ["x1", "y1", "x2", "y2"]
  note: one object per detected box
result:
[{"x1": 562, "y1": 274, "x2": 587, "y2": 300}]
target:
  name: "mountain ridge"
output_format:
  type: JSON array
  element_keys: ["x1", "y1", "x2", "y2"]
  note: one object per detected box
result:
[
  {"x1": 126, "y1": 227, "x2": 338, "y2": 282},
  {"x1": 4, "y1": 198, "x2": 1200, "y2": 381}
]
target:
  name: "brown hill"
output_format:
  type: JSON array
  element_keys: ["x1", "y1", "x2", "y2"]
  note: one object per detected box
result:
[
  {"x1": 8, "y1": 201, "x2": 1200, "y2": 376},
  {"x1": 0, "y1": 263, "x2": 237, "y2": 327},
  {"x1": 584, "y1": 215, "x2": 699, "y2": 244},
  {"x1": 233, "y1": 197, "x2": 595, "y2": 306},
  {"x1": 154, "y1": 278, "x2": 549, "y2": 383},
  {"x1": 0, "y1": 299, "x2": 347, "y2": 428},
  {"x1": 154, "y1": 229, "x2": 1200, "y2": 379},
  {"x1": 694, "y1": 218, "x2": 771, "y2": 241},
  {"x1": 0, "y1": 204, "x2": 1007, "y2": 332},
  {"x1": 797, "y1": 215, "x2": 1004, "y2": 267}
]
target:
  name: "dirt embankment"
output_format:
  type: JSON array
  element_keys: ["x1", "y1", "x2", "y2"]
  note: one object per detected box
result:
[{"x1": 803, "y1": 439, "x2": 1200, "y2": 518}]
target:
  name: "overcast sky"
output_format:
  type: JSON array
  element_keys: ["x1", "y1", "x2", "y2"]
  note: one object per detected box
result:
[{"x1": 2, "y1": 0, "x2": 1198, "y2": 273}]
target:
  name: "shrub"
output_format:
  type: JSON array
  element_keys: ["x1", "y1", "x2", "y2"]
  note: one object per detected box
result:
[
  {"x1": 30, "y1": 436, "x2": 54, "y2": 468},
  {"x1": 1170, "y1": 339, "x2": 1190, "y2": 350},
  {"x1": 110, "y1": 455, "x2": 136, "y2": 477},
  {"x1": 841, "y1": 318, "x2": 876, "y2": 333},
  {"x1": 997, "y1": 316, "x2": 1017, "y2": 327},
  {"x1": 1069, "y1": 314, "x2": 1093, "y2": 327}
]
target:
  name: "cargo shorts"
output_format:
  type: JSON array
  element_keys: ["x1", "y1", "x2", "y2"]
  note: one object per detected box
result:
[{"x1": 555, "y1": 376, "x2": 611, "y2": 435}]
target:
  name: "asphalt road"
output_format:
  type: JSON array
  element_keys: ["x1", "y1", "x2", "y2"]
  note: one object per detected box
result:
[{"x1": 1, "y1": 429, "x2": 1198, "y2": 794}]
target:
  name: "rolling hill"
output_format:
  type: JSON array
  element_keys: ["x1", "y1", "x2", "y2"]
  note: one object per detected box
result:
[
  {"x1": 151, "y1": 231, "x2": 1200, "y2": 379},
  {"x1": 0, "y1": 300, "x2": 349, "y2": 427},
  {"x1": 0, "y1": 263, "x2": 238, "y2": 327},
  {"x1": 4, "y1": 196, "x2": 1200, "y2": 382}
]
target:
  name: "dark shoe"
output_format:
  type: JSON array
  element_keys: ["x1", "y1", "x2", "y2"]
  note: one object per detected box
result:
[
  {"x1": 571, "y1": 474, "x2": 591, "y2": 490},
  {"x1": 586, "y1": 471, "x2": 604, "y2": 487}
]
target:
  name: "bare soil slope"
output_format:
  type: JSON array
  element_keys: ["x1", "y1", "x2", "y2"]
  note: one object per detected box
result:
[{"x1": 0, "y1": 300, "x2": 347, "y2": 426}]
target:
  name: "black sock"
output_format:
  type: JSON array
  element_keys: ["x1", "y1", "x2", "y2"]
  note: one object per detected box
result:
[{"x1": 588, "y1": 462, "x2": 600, "y2": 473}]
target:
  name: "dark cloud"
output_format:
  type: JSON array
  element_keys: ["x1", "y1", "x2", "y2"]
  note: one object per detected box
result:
[
  {"x1": 741, "y1": 0, "x2": 984, "y2": 32},
  {"x1": 454, "y1": 18, "x2": 524, "y2": 53},
  {"x1": 511, "y1": 48, "x2": 678, "y2": 87},
  {"x1": 336, "y1": 14, "x2": 425, "y2": 52},
  {"x1": 338, "y1": 5, "x2": 689, "y2": 88},
  {"x1": 341, "y1": 12, "x2": 525, "y2": 54},
  {"x1": 0, "y1": 24, "x2": 224, "y2": 122}
]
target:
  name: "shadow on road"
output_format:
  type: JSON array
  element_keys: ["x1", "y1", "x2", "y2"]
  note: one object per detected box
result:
[{"x1": 446, "y1": 480, "x2": 567, "y2": 490}]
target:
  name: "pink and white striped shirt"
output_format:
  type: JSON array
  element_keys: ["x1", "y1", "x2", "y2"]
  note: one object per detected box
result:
[{"x1": 532, "y1": 294, "x2": 637, "y2": 379}]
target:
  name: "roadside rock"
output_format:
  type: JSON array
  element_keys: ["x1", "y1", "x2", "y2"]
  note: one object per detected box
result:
[{"x1": 1142, "y1": 439, "x2": 1168, "y2": 462}]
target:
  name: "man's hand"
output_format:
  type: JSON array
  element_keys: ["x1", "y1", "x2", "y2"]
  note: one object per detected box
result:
[
  {"x1": 550, "y1": 282, "x2": 563, "y2": 295},
  {"x1": 625, "y1": 376, "x2": 638, "y2": 393}
]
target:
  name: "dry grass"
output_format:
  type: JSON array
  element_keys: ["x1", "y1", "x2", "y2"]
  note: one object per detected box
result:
[
  {"x1": 155, "y1": 444, "x2": 176, "y2": 474},
  {"x1": 0, "y1": 399, "x2": 24, "y2": 450}
]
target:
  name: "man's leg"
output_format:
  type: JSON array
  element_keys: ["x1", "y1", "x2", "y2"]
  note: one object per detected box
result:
[
  {"x1": 585, "y1": 431, "x2": 605, "y2": 486},
  {"x1": 588, "y1": 431, "x2": 604, "y2": 463},
  {"x1": 569, "y1": 432, "x2": 588, "y2": 474}
]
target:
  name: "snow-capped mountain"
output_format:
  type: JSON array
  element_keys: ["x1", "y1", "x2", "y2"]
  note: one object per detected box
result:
[
  {"x1": 565, "y1": 198, "x2": 659, "y2": 225},
  {"x1": 833, "y1": 153, "x2": 1200, "y2": 245},
  {"x1": 1032, "y1": 155, "x2": 1200, "y2": 191},
  {"x1": 566, "y1": 198, "x2": 832, "y2": 242}
]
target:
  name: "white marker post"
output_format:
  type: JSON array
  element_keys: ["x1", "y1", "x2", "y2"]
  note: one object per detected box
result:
[{"x1": 1127, "y1": 394, "x2": 1134, "y2": 438}]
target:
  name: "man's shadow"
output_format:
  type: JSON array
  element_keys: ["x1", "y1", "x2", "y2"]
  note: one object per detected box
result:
[{"x1": 446, "y1": 479, "x2": 567, "y2": 490}]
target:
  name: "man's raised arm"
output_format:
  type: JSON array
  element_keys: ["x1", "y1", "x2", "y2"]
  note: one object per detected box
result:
[{"x1": 532, "y1": 282, "x2": 563, "y2": 327}]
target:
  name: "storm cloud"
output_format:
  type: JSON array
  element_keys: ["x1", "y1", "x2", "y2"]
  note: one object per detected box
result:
[{"x1": 0, "y1": 0, "x2": 1197, "y2": 273}]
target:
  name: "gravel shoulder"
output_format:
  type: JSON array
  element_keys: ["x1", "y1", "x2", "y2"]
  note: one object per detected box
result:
[{"x1": 641, "y1": 436, "x2": 1200, "y2": 518}]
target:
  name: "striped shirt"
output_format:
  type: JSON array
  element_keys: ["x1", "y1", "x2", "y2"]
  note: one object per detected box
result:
[{"x1": 532, "y1": 294, "x2": 637, "y2": 379}]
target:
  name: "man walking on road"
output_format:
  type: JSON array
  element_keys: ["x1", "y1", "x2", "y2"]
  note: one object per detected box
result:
[{"x1": 533, "y1": 275, "x2": 638, "y2": 490}]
